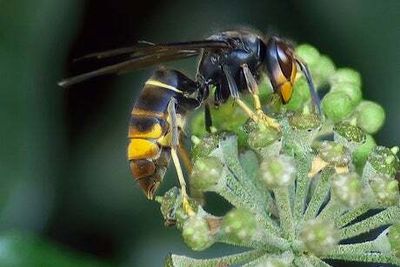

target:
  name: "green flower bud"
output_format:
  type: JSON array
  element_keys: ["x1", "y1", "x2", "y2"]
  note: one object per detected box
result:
[
  {"x1": 310, "y1": 55, "x2": 336, "y2": 86},
  {"x1": 174, "y1": 200, "x2": 201, "y2": 230},
  {"x1": 258, "y1": 155, "x2": 296, "y2": 188},
  {"x1": 367, "y1": 146, "x2": 400, "y2": 177},
  {"x1": 369, "y1": 176, "x2": 400, "y2": 207},
  {"x1": 331, "y1": 173, "x2": 363, "y2": 208},
  {"x1": 182, "y1": 215, "x2": 214, "y2": 251},
  {"x1": 191, "y1": 134, "x2": 219, "y2": 161},
  {"x1": 247, "y1": 122, "x2": 280, "y2": 150},
  {"x1": 191, "y1": 156, "x2": 223, "y2": 191},
  {"x1": 330, "y1": 82, "x2": 362, "y2": 105},
  {"x1": 221, "y1": 208, "x2": 257, "y2": 244},
  {"x1": 330, "y1": 68, "x2": 362, "y2": 88},
  {"x1": 318, "y1": 141, "x2": 351, "y2": 166},
  {"x1": 334, "y1": 122, "x2": 366, "y2": 147},
  {"x1": 299, "y1": 219, "x2": 339, "y2": 256},
  {"x1": 352, "y1": 134, "x2": 376, "y2": 170},
  {"x1": 295, "y1": 44, "x2": 320, "y2": 66},
  {"x1": 355, "y1": 101, "x2": 385, "y2": 134},
  {"x1": 288, "y1": 112, "x2": 321, "y2": 131},
  {"x1": 322, "y1": 91, "x2": 354, "y2": 122},
  {"x1": 190, "y1": 100, "x2": 248, "y2": 139},
  {"x1": 388, "y1": 224, "x2": 400, "y2": 258}
]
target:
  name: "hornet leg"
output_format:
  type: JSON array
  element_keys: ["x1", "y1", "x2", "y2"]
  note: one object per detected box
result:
[
  {"x1": 223, "y1": 65, "x2": 280, "y2": 130},
  {"x1": 178, "y1": 134, "x2": 193, "y2": 174},
  {"x1": 167, "y1": 98, "x2": 195, "y2": 216},
  {"x1": 242, "y1": 63, "x2": 280, "y2": 129}
]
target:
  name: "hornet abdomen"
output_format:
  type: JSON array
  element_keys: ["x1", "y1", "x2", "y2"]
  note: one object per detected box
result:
[
  {"x1": 127, "y1": 72, "x2": 180, "y2": 199},
  {"x1": 127, "y1": 69, "x2": 199, "y2": 199}
]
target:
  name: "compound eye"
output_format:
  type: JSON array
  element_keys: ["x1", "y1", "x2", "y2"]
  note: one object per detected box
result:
[{"x1": 276, "y1": 42, "x2": 293, "y2": 80}]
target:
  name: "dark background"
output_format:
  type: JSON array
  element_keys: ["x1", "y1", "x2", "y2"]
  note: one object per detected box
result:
[{"x1": 1, "y1": 0, "x2": 399, "y2": 266}]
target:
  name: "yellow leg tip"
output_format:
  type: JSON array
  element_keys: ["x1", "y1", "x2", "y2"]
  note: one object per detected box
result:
[
  {"x1": 255, "y1": 110, "x2": 280, "y2": 130},
  {"x1": 182, "y1": 196, "x2": 195, "y2": 216}
]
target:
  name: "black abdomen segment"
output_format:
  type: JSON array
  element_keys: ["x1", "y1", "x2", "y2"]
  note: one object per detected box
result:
[{"x1": 128, "y1": 69, "x2": 185, "y2": 198}]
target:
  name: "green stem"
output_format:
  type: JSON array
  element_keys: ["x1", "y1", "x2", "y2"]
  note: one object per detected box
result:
[
  {"x1": 322, "y1": 248, "x2": 400, "y2": 265},
  {"x1": 212, "y1": 136, "x2": 282, "y2": 235},
  {"x1": 294, "y1": 256, "x2": 314, "y2": 267},
  {"x1": 303, "y1": 168, "x2": 333, "y2": 221},
  {"x1": 219, "y1": 230, "x2": 290, "y2": 252},
  {"x1": 215, "y1": 169, "x2": 281, "y2": 236},
  {"x1": 167, "y1": 249, "x2": 266, "y2": 267},
  {"x1": 274, "y1": 187, "x2": 295, "y2": 240},
  {"x1": 293, "y1": 154, "x2": 312, "y2": 222},
  {"x1": 317, "y1": 199, "x2": 345, "y2": 222},
  {"x1": 335, "y1": 204, "x2": 370, "y2": 228},
  {"x1": 330, "y1": 242, "x2": 376, "y2": 254},
  {"x1": 339, "y1": 206, "x2": 400, "y2": 240},
  {"x1": 219, "y1": 136, "x2": 266, "y2": 206},
  {"x1": 306, "y1": 255, "x2": 332, "y2": 266}
]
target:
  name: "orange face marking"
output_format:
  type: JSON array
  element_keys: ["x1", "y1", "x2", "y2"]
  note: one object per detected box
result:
[
  {"x1": 280, "y1": 81, "x2": 293, "y2": 103},
  {"x1": 127, "y1": 139, "x2": 159, "y2": 160},
  {"x1": 129, "y1": 123, "x2": 163, "y2": 139}
]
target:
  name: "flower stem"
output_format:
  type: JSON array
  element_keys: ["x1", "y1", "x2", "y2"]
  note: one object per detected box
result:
[
  {"x1": 322, "y1": 245, "x2": 400, "y2": 265},
  {"x1": 293, "y1": 154, "x2": 312, "y2": 222},
  {"x1": 339, "y1": 206, "x2": 400, "y2": 240},
  {"x1": 306, "y1": 255, "x2": 332, "y2": 266},
  {"x1": 216, "y1": 168, "x2": 281, "y2": 236},
  {"x1": 335, "y1": 204, "x2": 370, "y2": 228},
  {"x1": 294, "y1": 256, "x2": 314, "y2": 267},
  {"x1": 303, "y1": 168, "x2": 333, "y2": 221},
  {"x1": 166, "y1": 249, "x2": 266, "y2": 267},
  {"x1": 274, "y1": 187, "x2": 295, "y2": 240},
  {"x1": 317, "y1": 198, "x2": 345, "y2": 222}
]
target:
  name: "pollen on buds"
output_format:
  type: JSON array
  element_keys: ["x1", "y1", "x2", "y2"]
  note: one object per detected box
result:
[
  {"x1": 221, "y1": 208, "x2": 257, "y2": 244},
  {"x1": 367, "y1": 146, "x2": 400, "y2": 177},
  {"x1": 318, "y1": 141, "x2": 351, "y2": 166},
  {"x1": 258, "y1": 155, "x2": 296, "y2": 189},
  {"x1": 331, "y1": 173, "x2": 363, "y2": 208},
  {"x1": 299, "y1": 219, "x2": 339, "y2": 256},
  {"x1": 182, "y1": 215, "x2": 215, "y2": 251},
  {"x1": 334, "y1": 122, "x2": 366, "y2": 145},
  {"x1": 369, "y1": 176, "x2": 400, "y2": 207},
  {"x1": 191, "y1": 156, "x2": 223, "y2": 192}
]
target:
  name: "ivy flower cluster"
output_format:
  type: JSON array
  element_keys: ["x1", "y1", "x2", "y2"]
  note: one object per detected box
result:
[{"x1": 155, "y1": 44, "x2": 400, "y2": 266}]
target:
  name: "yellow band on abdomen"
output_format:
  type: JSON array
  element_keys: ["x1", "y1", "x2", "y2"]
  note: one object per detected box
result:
[{"x1": 128, "y1": 139, "x2": 159, "y2": 160}]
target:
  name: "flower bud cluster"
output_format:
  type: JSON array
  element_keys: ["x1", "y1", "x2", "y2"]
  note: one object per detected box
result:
[{"x1": 158, "y1": 43, "x2": 400, "y2": 267}]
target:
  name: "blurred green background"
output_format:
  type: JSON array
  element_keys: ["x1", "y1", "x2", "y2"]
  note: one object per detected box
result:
[{"x1": 1, "y1": 0, "x2": 399, "y2": 266}]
